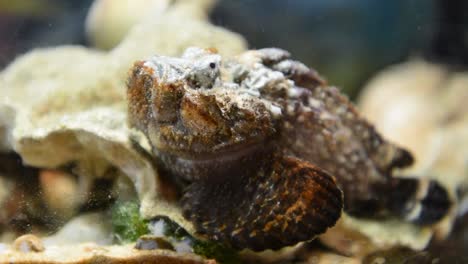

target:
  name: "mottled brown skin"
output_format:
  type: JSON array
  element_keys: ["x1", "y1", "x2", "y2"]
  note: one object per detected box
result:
[
  {"x1": 127, "y1": 51, "x2": 343, "y2": 251},
  {"x1": 260, "y1": 51, "x2": 449, "y2": 222},
  {"x1": 127, "y1": 48, "x2": 449, "y2": 251},
  {"x1": 277, "y1": 83, "x2": 413, "y2": 215},
  {"x1": 127, "y1": 61, "x2": 277, "y2": 182},
  {"x1": 295, "y1": 91, "x2": 410, "y2": 212},
  {"x1": 181, "y1": 155, "x2": 342, "y2": 251}
]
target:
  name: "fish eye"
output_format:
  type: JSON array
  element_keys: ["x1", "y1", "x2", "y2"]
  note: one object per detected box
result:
[{"x1": 209, "y1": 62, "x2": 216, "y2": 69}]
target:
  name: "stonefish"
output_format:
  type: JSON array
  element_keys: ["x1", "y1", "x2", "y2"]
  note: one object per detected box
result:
[{"x1": 127, "y1": 47, "x2": 450, "y2": 251}]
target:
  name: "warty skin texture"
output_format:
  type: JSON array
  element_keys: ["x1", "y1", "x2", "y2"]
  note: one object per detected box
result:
[{"x1": 127, "y1": 47, "x2": 450, "y2": 251}]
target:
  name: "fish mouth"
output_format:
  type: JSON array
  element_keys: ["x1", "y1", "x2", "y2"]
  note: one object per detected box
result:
[
  {"x1": 156, "y1": 139, "x2": 268, "y2": 163},
  {"x1": 154, "y1": 140, "x2": 273, "y2": 181}
]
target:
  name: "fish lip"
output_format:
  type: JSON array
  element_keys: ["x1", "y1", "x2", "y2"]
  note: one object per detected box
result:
[
  {"x1": 155, "y1": 139, "x2": 268, "y2": 163},
  {"x1": 154, "y1": 139, "x2": 273, "y2": 182}
]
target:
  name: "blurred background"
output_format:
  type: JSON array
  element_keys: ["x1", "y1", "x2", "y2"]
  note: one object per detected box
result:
[
  {"x1": 0, "y1": 0, "x2": 466, "y2": 262},
  {"x1": 0, "y1": 0, "x2": 466, "y2": 98}
]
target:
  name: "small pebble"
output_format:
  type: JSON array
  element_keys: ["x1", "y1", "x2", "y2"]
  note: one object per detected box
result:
[
  {"x1": 173, "y1": 238, "x2": 194, "y2": 253},
  {"x1": 13, "y1": 234, "x2": 45, "y2": 253},
  {"x1": 135, "y1": 235, "x2": 174, "y2": 251}
]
